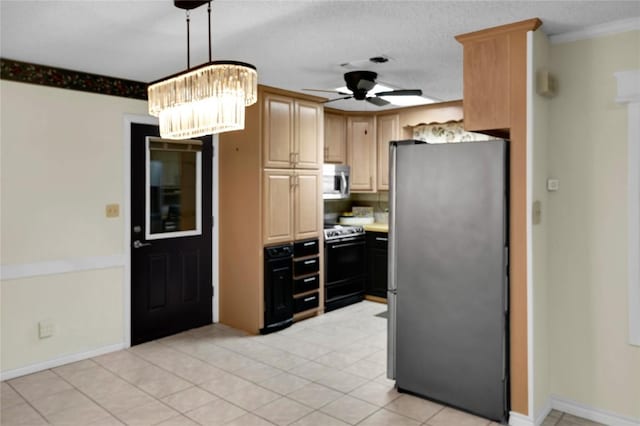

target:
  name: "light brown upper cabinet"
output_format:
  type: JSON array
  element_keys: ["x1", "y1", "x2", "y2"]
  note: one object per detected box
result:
[
  {"x1": 376, "y1": 113, "x2": 400, "y2": 191},
  {"x1": 263, "y1": 169, "x2": 322, "y2": 245},
  {"x1": 455, "y1": 18, "x2": 542, "y2": 134},
  {"x1": 324, "y1": 112, "x2": 347, "y2": 164},
  {"x1": 263, "y1": 93, "x2": 322, "y2": 169},
  {"x1": 347, "y1": 115, "x2": 376, "y2": 192}
]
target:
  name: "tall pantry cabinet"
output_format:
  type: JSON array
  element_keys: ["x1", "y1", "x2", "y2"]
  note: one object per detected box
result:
[{"x1": 219, "y1": 86, "x2": 324, "y2": 334}]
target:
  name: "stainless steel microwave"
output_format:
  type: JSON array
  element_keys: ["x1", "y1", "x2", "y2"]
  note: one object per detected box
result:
[{"x1": 323, "y1": 164, "x2": 350, "y2": 199}]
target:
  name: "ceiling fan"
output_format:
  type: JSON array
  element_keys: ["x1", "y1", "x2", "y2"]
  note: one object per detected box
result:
[{"x1": 304, "y1": 71, "x2": 422, "y2": 106}]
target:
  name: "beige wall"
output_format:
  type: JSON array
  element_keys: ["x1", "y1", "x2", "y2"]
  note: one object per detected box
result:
[
  {"x1": 0, "y1": 81, "x2": 148, "y2": 373},
  {"x1": 531, "y1": 29, "x2": 551, "y2": 420},
  {"x1": 547, "y1": 30, "x2": 640, "y2": 419}
]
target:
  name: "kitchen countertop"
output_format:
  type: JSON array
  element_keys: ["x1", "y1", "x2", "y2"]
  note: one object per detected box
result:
[{"x1": 363, "y1": 223, "x2": 389, "y2": 233}]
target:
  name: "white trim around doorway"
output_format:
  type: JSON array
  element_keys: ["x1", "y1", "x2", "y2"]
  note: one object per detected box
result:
[{"x1": 614, "y1": 69, "x2": 640, "y2": 347}]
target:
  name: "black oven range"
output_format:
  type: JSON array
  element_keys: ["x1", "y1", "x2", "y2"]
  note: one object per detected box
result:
[{"x1": 323, "y1": 225, "x2": 366, "y2": 312}]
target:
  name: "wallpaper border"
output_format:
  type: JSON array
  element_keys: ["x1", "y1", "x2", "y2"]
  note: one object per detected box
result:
[{"x1": 0, "y1": 58, "x2": 147, "y2": 100}]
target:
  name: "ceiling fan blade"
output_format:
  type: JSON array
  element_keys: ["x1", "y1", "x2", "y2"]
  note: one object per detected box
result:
[
  {"x1": 366, "y1": 97, "x2": 390, "y2": 107},
  {"x1": 374, "y1": 89, "x2": 423, "y2": 97},
  {"x1": 324, "y1": 96, "x2": 353, "y2": 104},
  {"x1": 302, "y1": 89, "x2": 352, "y2": 96}
]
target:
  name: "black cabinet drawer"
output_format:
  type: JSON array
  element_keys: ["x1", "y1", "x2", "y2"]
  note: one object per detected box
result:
[
  {"x1": 294, "y1": 239, "x2": 319, "y2": 258},
  {"x1": 326, "y1": 277, "x2": 365, "y2": 302},
  {"x1": 366, "y1": 232, "x2": 388, "y2": 250},
  {"x1": 294, "y1": 274, "x2": 319, "y2": 294},
  {"x1": 293, "y1": 256, "x2": 320, "y2": 276},
  {"x1": 294, "y1": 292, "x2": 319, "y2": 313}
]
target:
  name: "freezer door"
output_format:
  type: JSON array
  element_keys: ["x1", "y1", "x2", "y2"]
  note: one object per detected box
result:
[{"x1": 394, "y1": 140, "x2": 508, "y2": 422}]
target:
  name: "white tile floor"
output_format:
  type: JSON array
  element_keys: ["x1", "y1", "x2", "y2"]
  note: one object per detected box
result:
[{"x1": 1, "y1": 301, "x2": 601, "y2": 426}]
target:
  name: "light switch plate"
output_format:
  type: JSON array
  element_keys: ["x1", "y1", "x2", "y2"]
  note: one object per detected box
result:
[{"x1": 106, "y1": 203, "x2": 120, "y2": 218}]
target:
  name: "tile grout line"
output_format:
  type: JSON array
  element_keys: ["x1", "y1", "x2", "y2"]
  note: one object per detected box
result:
[
  {"x1": 50, "y1": 364, "x2": 136, "y2": 425},
  {"x1": 3, "y1": 380, "x2": 50, "y2": 424}
]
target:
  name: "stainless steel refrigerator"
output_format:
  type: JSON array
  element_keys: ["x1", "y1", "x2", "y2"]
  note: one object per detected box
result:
[{"x1": 387, "y1": 140, "x2": 509, "y2": 423}]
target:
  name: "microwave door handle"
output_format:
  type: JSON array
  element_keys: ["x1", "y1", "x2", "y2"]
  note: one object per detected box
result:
[{"x1": 340, "y1": 171, "x2": 347, "y2": 196}]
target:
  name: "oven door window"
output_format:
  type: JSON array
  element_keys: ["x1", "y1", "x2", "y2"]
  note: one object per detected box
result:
[{"x1": 326, "y1": 239, "x2": 366, "y2": 283}]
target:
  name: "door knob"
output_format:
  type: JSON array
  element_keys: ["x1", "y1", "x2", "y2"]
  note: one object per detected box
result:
[{"x1": 133, "y1": 240, "x2": 151, "y2": 249}]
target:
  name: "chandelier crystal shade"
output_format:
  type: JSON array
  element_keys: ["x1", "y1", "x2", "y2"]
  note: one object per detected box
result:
[{"x1": 148, "y1": 1, "x2": 258, "y2": 139}]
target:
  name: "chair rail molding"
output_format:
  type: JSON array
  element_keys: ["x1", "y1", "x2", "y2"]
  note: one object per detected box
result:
[{"x1": 615, "y1": 69, "x2": 640, "y2": 346}]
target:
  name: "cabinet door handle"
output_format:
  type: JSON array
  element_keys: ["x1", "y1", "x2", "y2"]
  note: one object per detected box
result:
[
  {"x1": 376, "y1": 237, "x2": 388, "y2": 242},
  {"x1": 340, "y1": 171, "x2": 348, "y2": 196},
  {"x1": 304, "y1": 259, "x2": 317, "y2": 265},
  {"x1": 304, "y1": 296, "x2": 317, "y2": 302},
  {"x1": 303, "y1": 241, "x2": 316, "y2": 247},
  {"x1": 303, "y1": 277, "x2": 316, "y2": 283}
]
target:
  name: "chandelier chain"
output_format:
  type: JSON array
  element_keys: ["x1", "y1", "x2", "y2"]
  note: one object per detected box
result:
[
  {"x1": 208, "y1": 2, "x2": 212, "y2": 62},
  {"x1": 186, "y1": 10, "x2": 191, "y2": 69}
]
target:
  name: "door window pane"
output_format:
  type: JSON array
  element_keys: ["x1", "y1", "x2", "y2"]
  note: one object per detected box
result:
[{"x1": 146, "y1": 138, "x2": 202, "y2": 239}]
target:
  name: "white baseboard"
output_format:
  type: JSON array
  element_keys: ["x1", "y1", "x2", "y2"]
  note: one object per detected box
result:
[
  {"x1": 551, "y1": 395, "x2": 640, "y2": 426},
  {"x1": 534, "y1": 398, "x2": 553, "y2": 426},
  {"x1": 509, "y1": 411, "x2": 534, "y2": 426},
  {"x1": 0, "y1": 342, "x2": 125, "y2": 381}
]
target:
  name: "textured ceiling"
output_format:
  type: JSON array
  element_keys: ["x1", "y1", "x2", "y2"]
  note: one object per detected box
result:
[{"x1": 1, "y1": 1, "x2": 639, "y2": 111}]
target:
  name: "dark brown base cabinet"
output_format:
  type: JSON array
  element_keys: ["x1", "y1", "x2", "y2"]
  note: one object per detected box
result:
[{"x1": 366, "y1": 231, "x2": 388, "y2": 298}]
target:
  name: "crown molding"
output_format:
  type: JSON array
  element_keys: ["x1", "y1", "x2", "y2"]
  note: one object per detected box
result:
[{"x1": 550, "y1": 17, "x2": 640, "y2": 44}]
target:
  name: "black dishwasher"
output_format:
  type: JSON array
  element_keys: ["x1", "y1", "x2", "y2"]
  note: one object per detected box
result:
[{"x1": 261, "y1": 243, "x2": 293, "y2": 334}]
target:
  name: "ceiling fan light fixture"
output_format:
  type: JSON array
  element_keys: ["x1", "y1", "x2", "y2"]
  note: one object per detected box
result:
[
  {"x1": 380, "y1": 95, "x2": 435, "y2": 107},
  {"x1": 334, "y1": 83, "x2": 393, "y2": 97},
  {"x1": 147, "y1": 1, "x2": 258, "y2": 139}
]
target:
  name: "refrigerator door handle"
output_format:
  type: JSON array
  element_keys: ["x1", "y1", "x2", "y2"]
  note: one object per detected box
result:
[
  {"x1": 504, "y1": 246, "x2": 509, "y2": 313},
  {"x1": 387, "y1": 290, "x2": 397, "y2": 380}
]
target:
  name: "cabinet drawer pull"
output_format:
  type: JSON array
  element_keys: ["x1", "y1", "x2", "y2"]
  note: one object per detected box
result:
[
  {"x1": 304, "y1": 296, "x2": 317, "y2": 302},
  {"x1": 376, "y1": 237, "x2": 388, "y2": 242},
  {"x1": 303, "y1": 241, "x2": 316, "y2": 247},
  {"x1": 304, "y1": 259, "x2": 317, "y2": 265},
  {"x1": 303, "y1": 277, "x2": 316, "y2": 283}
]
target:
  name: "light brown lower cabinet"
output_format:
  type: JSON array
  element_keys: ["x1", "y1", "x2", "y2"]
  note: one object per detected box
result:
[{"x1": 263, "y1": 169, "x2": 321, "y2": 246}]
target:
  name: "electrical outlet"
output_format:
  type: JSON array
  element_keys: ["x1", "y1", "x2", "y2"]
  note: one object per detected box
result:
[
  {"x1": 105, "y1": 203, "x2": 120, "y2": 218},
  {"x1": 547, "y1": 179, "x2": 559, "y2": 192},
  {"x1": 38, "y1": 320, "x2": 55, "y2": 339}
]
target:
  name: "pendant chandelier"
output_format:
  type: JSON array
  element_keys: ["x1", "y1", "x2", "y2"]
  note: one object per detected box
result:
[{"x1": 148, "y1": 0, "x2": 258, "y2": 139}]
